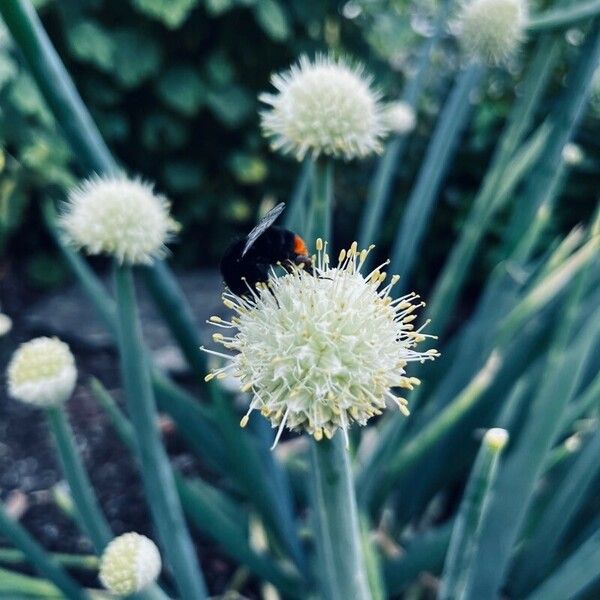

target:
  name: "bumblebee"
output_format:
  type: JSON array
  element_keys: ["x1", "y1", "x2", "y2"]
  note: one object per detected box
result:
[{"x1": 220, "y1": 202, "x2": 312, "y2": 296}]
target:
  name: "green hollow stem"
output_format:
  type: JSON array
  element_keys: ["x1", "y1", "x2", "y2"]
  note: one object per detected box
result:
[
  {"x1": 309, "y1": 435, "x2": 371, "y2": 600},
  {"x1": 0, "y1": 547, "x2": 98, "y2": 570},
  {"x1": 384, "y1": 521, "x2": 452, "y2": 595},
  {"x1": 527, "y1": 0, "x2": 600, "y2": 32},
  {"x1": 390, "y1": 63, "x2": 483, "y2": 290},
  {"x1": 285, "y1": 159, "x2": 313, "y2": 235},
  {"x1": 307, "y1": 158, "x2": 333, "y2": 243},
  {"x1": 438, "y1": 429, "x2": 508, "y2": 600},
  {"x1": 523, "y1": 528, "x2": 600, "y2": 600},
  {"x1": 0, "y1": 0, "x2": 116, "y2": 174},
  {"x1": 46, "y1": 406, "x2": 112, "y2": 555},
  {"x1": 114, "y1": 266, "x2": 207, "y2": 600},
  {"x1": 0, "y1": 502, "x2": 88, "y2": 600},
  {"x1": 357, "y1": 0, "x2": 452, "y2": 252}
]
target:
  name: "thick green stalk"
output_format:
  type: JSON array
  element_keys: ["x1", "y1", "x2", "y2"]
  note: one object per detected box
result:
[
  {"x1": 0, "y1": 0, "x2": 115, "y2": 174},
  {"x1": 307, "y1": 158, "x2": 333, "y2": 242},
  {"x1": 114, "y1": 266, "x2": 207, "y2": 600},
  {"x1": 284, "y1": 159, "x2": 313, "y2": 234},
  {"x1": 438, "y1": 429, "x2": 508, "y2": 600},
  {"x1": 0, "y1": 503, "x2": 88, "y2": 600},
  {"x1": 527, "y1": 0, "x2": 600, "y2": 31},
  {"x1": 524, "y1": 528, "x2": 600, "y2": 600},
  {"x1": 357, "y1": 0, "x2": 452, "y2": 251},
  {"x1": 309, "y1": 435, "x2": 370, "y2": 600},
  {"x1": 390, "y1": 64, "x2": 483, "y2": 288},
  {"x1": 46, "y1": 407, "x2": 112, "y2": 555}
]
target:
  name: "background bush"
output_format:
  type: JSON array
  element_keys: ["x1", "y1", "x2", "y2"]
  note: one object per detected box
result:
[{"x1": 2, "y1": 0, "x2": 597, "y2": 293}]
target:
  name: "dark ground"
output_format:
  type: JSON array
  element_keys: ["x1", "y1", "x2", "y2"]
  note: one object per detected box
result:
[{"x1": 0, "y1": 265, "x2": 259, "y2": 597}]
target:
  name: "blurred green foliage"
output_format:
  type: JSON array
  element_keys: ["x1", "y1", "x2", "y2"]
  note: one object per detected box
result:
[{"x1": 0, "y1": 0, "x2": 598, "y2": 289}]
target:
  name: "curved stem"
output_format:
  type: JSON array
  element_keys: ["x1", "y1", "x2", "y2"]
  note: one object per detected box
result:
[{"x1": 46, "y1": 406, "x2": 112, "y2": 555}]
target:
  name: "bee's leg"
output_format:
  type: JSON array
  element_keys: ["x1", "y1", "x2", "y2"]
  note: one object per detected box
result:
[{"x1": 293, "y1": 255, "x2": 314, "y2": 275}]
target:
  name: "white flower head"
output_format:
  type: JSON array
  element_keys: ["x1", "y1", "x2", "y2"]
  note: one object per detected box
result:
[
  {"x1": 458, "y1": 0, "x2": 527, "y2": 66},
  {"x1": 484, "y1": 427, "x2": 509, "y2": 451},
  {"x1": 383, "y1": 101, "x2": 417, "y2": 134},
  {"x1": 260, "y1": 55, "x2": 389, "y2": 161},
  {"x1": 60, "y1": 174, "x2": 179, "y2": 265},
  {"x1": 562, "y1": 143, "x2": 584, "y2": 166},
  {"x1": 99, "y1": 533, "x2": 161, "y2": 596},
  {"x1": 7, "y1": 337, "x2": 77, "y2": 407},
  {"x1": 0, "y1": 313, "x2": 12, "y2": 336},
  {"x1": 204, "y1": 240, "x2": 439, "y2": 446}
]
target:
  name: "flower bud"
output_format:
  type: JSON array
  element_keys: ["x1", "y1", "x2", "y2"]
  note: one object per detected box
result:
[
  {"x1": 382, "y1": 101, "x2": 417, "y2": 134},
  {"x1": 99, "y1": 533, "x2": 161, "y2": 596},
  {"x1": 7, "y1": 337, "x2": 76, "y2": 407},
  {"x1": 458, "y1": 0, "x2": 527, "y2": 66}
]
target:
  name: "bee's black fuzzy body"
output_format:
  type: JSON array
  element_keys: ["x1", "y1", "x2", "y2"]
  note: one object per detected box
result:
[{"x1": 220, "y1": 203, "x2": 311, "y2": 296}]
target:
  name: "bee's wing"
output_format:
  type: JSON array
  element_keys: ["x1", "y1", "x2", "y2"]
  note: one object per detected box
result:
[{"x1": 241, "y1": 202, "x2": 286, "y2": 257}]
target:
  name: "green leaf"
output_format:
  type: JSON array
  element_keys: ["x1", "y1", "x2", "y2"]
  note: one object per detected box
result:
[
  {"x1": 0, "y1": 53, "x2": 18, "y2": 89},
  {"x1": 524, "y1": 528, "x2": 600, "y2": 600},
  {"x1": 112, "y1": 29, "x2": 162, "y2": 88},
  {"x1": 162, "y1": 160, "x2": 204, "y2": 192},
  {"x1": 0, "y1": 567, "x2": 62, "y2": 598},
  {"x1": 66, "y1": 20, "x2": 114, "y2": 71},
  {"x1": 205, "y1": 0, "x2": 234, "y2": 16},
  {"x1": 206, "y1": 86, "x2": 253, "y2": 126},
  {"x1": 439, "y1": 429, "x2": 508, "y2": 600},
  {"x1": 228, "y1": 152, "x2": 268, "y2": 184},
  {"x1": 141, "y1": 113, "x2": 188, "y2": 151},
  {"x1": 254, "y1": 0, "x2": 289, "y2": 41},
  {"x1": 132, "y1": 0, "x2": 199, "y2": 28},
  {"x1": 156, "y1": 66, "x2": 206, "y2": 116},
  {"x1": 9, "y1": 73, "x2": 50, "y2": 123}
]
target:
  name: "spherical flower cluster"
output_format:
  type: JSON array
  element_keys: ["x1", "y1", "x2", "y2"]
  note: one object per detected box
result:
[
  {"x1": 260, "y1": 55, "x2": 389, "y2": 161},
  {"x1": 458, "y1": 0, "x2": 527, "y2": 66},
  {"x1": 60, "y1": 175, "x2": 178, "y2": 265},
  {"x1": 0, "y1": 312, "x2": 12, "y2": 336},
  {"x1": 383, "y1": 101, "x2": 417, "y2": 134},
  {"x1": 204, "y1": 240, "x2": 439, "y2": 446},
  {"x1": 7, "y1": 337, "x2": 77, "y2": 407},
  {"x1": 99, "y1": 533, "x2": 161, "y2": 596},
  {"x1": 484, "y1": 427, "x2": 509, "y2": 451}
]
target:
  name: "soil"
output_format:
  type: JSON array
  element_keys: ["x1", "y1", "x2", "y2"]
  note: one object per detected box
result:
[{"x1": 0, "y1": 265, "x2": 256, "y2": 597}]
